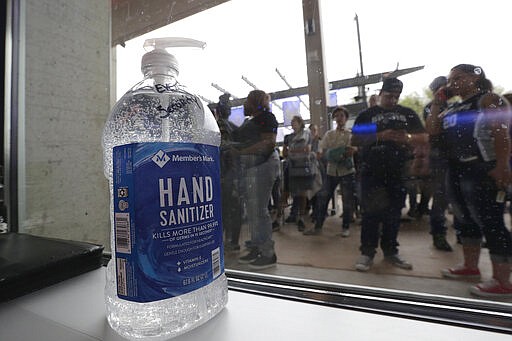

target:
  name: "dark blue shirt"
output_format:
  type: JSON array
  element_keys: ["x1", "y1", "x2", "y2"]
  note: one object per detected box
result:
[{"x1": 440, "y1": 93, "x2": 495, "y2": 163}]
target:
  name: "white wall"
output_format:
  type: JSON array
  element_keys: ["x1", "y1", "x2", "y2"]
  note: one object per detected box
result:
[{"x1": 21, "y1": 0, "x2": 111, "y2": 247}]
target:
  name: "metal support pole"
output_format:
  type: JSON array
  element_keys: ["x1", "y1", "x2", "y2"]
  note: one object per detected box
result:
[
  {"x1": 302, "y1": 0, "x2": 329, "y2": 134},
  {"x1": 241, "y1": 76, "x2": 283, "y2": 111},
  {"x1": 197, "y1": 95, "x2": 214, "y2": 104},
  {"x1": 354, "y1": 13, "x2": 366, "y2": 104},
  {"x1": 211, "y1": 83, "x2": 238, "y2": 99},
  {"x1": 275, "y1": 68, "x2": 310, "y2": 112}
]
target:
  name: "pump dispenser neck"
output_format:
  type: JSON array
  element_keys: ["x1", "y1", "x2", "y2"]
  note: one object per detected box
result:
[{"x1": 142, "y1": 65, "x2": 178, "y2": 79}]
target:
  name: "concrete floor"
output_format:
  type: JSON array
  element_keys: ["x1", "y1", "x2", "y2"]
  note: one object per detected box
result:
[{"x1": 224, "y1": 205, "x2": 512, "y2": 304}]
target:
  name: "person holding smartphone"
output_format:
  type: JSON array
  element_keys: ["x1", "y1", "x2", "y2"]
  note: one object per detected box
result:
[
  {"x1": 426, "y1": 64, "x2": 512, "y2": 297},
  {"x1": 421, "y1": 76, "x2": 453, "y2": 251},
  {"x1": 234, "y1": 90, "x2": 280, "y2": 269}
]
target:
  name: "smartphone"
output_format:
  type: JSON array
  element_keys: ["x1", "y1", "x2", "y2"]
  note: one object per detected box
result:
[
  {"x1": 444, "y1": 87, "x2": 453, "y2": 98},
  {"x1": 437, "y1": 87, "x2": 453, "y2": 102},
  {"x1": 496, "y1": 190, "x2": 506, "y2": 203}
]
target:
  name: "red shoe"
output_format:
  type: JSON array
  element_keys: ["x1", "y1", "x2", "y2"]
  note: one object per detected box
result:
[
  {"x1": 470, "y1": 279, "x2": 512, "y2": 298},
  {"x1": 441, "y1": 265, "x2": 481, "y2": 279}
]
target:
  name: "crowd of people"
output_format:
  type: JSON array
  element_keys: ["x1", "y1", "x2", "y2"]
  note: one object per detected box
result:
[{"x1": 213, "y1": 65, "x2": 512, "y2": 298}]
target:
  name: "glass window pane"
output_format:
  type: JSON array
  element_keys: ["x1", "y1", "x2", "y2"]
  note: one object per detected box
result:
[
  {"x1": 115, "y1": 0, "x2": 512, "y2": 305},
  {"x1": 8, "y1": 0, "x2": 511, "y2": 314}
]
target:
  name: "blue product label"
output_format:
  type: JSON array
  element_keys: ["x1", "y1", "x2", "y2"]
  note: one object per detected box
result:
[{"x1": 112, "y1": 142, "x2": 224, "y2": 303}]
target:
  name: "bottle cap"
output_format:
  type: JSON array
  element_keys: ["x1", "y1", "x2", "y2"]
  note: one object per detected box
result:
[{"x1": 141, "y1": 37, "x2": 206, "y2": 74}]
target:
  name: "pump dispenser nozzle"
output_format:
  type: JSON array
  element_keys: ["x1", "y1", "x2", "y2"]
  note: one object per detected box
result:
[
  {"x1": 143, "y1": 37, "x2": 206, "y2": 51},
  {"x1": 141, "y1": 37, "x2": 206, "y2": 75}
]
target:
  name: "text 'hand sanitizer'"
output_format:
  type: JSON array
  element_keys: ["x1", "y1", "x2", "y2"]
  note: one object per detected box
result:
[{"x1": 102, "y1": 37, "x2": 227, "y2": 340}]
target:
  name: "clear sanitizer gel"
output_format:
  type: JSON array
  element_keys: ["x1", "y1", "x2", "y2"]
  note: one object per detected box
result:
[{"x1": 102, "y1": 37, "x2": 228, "y2": 340}]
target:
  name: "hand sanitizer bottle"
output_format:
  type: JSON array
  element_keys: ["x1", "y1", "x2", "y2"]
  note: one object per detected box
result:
[{"x1": 102, "y1": 37, "x2": 227, "y2": 340}]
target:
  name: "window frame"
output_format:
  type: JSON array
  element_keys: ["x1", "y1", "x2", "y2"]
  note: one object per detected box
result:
[{"x1": 226, "y1": 269, "x2": 512, "y2": 334}]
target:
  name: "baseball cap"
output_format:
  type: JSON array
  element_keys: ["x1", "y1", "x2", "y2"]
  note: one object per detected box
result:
[
  {"x1": 381, "y1": 77, "x2": 403, "y2": 93},
  {"x1": 429, "y1": 76, "x2": 447, "y2": 92}
]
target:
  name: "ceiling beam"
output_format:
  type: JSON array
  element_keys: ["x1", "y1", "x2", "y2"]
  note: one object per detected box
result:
[
  {"x1": 112, "y1": 0, "x2": 231, "y2": 46},
  {"x1": 226, "y1": 66, "x2": 424, "y2": 108}
]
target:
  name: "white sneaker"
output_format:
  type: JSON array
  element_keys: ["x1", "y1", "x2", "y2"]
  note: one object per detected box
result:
[
  {"x1": 385, "y1": 254, "x2": 413, "y2": 270},
  {"x1": 355, "y1": 255, "x2": 373, "y2": 272},
  {"x1": 341, "y1": 228, "x2": 350, "y2": 238}
]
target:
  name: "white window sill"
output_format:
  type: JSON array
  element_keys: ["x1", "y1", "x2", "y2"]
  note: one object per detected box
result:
[{"x1": 0, "y1": 268, "x2": 508, "y2": 341}]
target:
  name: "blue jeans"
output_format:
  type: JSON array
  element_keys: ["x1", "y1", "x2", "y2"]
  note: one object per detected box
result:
[
  {"x1": 314, "y1": 173, "x2": 356, "y2": 229},
  {"x1": 242, "y1": 151, "x2": 280, "y2": 257},
  {"x1": 359, "y1": 174, "x2": 406, "y2": 258},
  {"x1": 446, "y1": 162, "x2": 512, "y2": 262}
]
